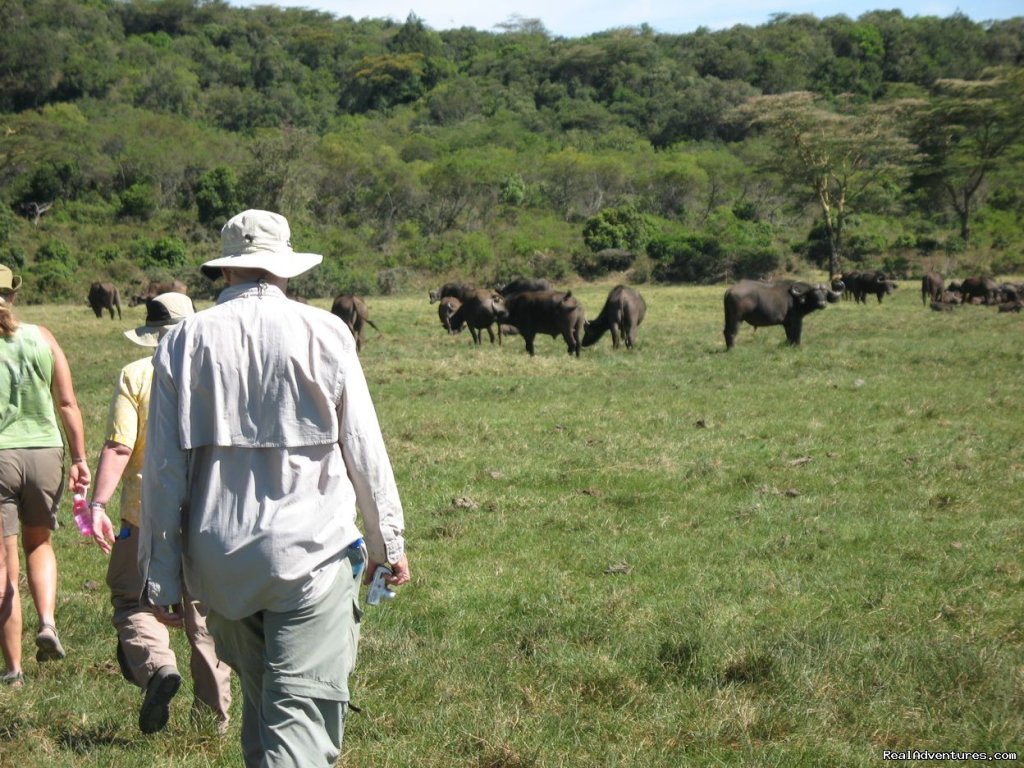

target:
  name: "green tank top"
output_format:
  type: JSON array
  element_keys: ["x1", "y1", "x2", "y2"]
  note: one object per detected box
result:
[{"x1": 0, "y1": 324, "x2": 63, "y2": 449}]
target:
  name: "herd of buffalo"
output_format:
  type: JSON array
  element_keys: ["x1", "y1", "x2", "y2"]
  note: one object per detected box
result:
[{"x1": 86, "y1": 269, "x2": 1020, "y2": 355}]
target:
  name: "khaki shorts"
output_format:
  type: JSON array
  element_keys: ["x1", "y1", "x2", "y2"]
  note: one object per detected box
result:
[{"x1": 0, "y1": 447, "x2": 66, "y2": 535}]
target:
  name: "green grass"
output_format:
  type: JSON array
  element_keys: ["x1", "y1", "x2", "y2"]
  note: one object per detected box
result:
[{"x1": 2, "y1": 281, "x2": 1022, "y2": 767}]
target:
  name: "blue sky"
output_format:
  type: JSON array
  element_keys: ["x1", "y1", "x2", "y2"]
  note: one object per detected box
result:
[{"x1": 229, "y1": 0, "x2": 1021, "y2": 38}]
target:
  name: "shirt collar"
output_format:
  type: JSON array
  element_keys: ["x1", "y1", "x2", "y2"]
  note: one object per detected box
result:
[{"x1": 216, "y1": 281, "x2": 287, "y2": 304}]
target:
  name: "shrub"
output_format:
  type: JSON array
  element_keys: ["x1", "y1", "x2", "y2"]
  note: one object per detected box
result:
[
  {"x1": 22, "y1": 259, "x2": 76, "y2": 303},
  {"x1": 119, "y1": 183, "x2": 157, "y2": 220},
  {"x1": 146, "y1": 237, "x2": 188, "y2": 268},
  {"x1": 582, "y1": 205, "x2": 655, "y2": 253},
  {"x1": 572, "y1": 248, "x2": 635, "y2": 280},
  {"x1": 194, "y1": 167, "x2": 240, "y2": 225},
  {"x1": 35, "y1": 239, "x2": 76, "y2": 269},
  {"x1": 648, "y1": 233, "x2": 728, "y2": 283}
]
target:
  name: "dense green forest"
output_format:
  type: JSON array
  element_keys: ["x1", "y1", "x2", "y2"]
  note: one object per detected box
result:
[{"x1": 1, "y1": 0, "x2": 1022, "y2": 301}]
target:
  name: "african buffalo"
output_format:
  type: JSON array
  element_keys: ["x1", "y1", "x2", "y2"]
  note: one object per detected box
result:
[
  {"x1": 581, "y1": 285, "x2": 646, "y2": 350},
  {"x1": 428, "y1": 282, "x2": 476, "y2": 304},
  {"x1": 959, "y1": 276, "x2": 999, "y2": 305},
  {"x1": 450, "y1": 289, "x2": 508, "y2": 345},
  {"x1": 997, "y1": 300, "x2": 1022, "y2": 313},
  {"x1": 438, "y1": 296, "x2": 464, "y2": 334},
  {"x1": 723, "y1": 279, "x2": 843, "y2": 349},
  {"x1": 495, "y1": 277, "x2": 553, "y2": 297},
  {"x1": 330, "y1": 295, "x2": 380, "y2": 352},
  {"x1": 503, "y1": 290, "x2": 586, "y2": 357},
  {"x1": 87, "y1": 282, "x2": 122, "y2": 320},
  {"x1": 129, "y1": 279, "x2": 188, "y2": 307},
  {"x1": 848, "y1": 270, "x2": 896, "y2": 304},
  {"x1": 922, "y1": 272, "x2": 944, "y2": 306}
]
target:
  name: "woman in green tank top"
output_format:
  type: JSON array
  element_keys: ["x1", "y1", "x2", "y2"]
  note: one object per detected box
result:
[{"x1": 0, "y1": 265, "x2": 91, "y2": 688}]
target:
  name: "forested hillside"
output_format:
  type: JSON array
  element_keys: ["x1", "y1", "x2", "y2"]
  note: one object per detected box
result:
[{"x1": 1, "y1": 0, "x2": 1022, "y2": 301}]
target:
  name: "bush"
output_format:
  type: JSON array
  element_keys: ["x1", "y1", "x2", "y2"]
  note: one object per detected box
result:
[
  {"x1": 119, "y1": 183, "x2": 157, "y2": 220},
  {"x1": 147, "y1": 237, "x2": 188, "y2": 268},
  {"x1": 35, "y1": 239, "x2": 77, "y2": 269},
  {"x1": 582, "y1": 205, "x2": 655, "y2": 253},
  {"x1": 649, "y1": 233, "x2": 728, "y2": 284},
  {"x1": 194, "y1": 167, "x2": 240, "y2": 225},
  {"x1": 733, "y1": 247, "x2": 780, "y2": 279},
  {"x1": 22, "y1": 259, "x2": 77, "y2": 303},
  {"x1": 572, "y1": 248, "x2": 635, "y2": 280}
]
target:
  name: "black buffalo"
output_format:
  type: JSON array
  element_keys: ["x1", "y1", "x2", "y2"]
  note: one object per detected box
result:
[
  {"x1": 495, "y1": 277, "x2": 552, "y2": 297},
  {"x1": 450, "y1": 289, "x2": 508, "y2": 345},
  {"x1": 723, "y1": 279, "x2": 843, "y2": 349},
  {"x1": 129, "y1": 279, "x2": 188, "y2": 307},
  {"x1": 848, "y1": 270, "x2": 896, "y2": 304},
  {"x1": 330, "y1": 295, "x2": 380, "y2": 352},
  {"x1": 87, "y1": 282, "x2": 122, "y2": 320},
  {"x1": 959, "y1": 276, "x2": 999, "y2": 305},
  {"x1": 437, "y1": 296, "x2": 464, "y2": 334},
  {"x1": 921, "y1": 272, "x2": 944, "y2": 306},
  {"x1": 428, "y1": 282, "x2": 476, "y2": 304},
  {"x1": 581, "y1": 285, "x2": 646, "y2": 350},
  {"x1": 503, "y1": 290, "x2": 586, "y2": 357}
]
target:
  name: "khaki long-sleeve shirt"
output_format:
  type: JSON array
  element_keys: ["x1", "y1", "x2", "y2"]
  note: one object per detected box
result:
[{"x1": 139, "y1": 282, "x2": 404, "y2": 619}]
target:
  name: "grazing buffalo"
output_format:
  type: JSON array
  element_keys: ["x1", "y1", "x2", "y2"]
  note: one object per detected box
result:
[
  {"x1": 428, "y1": 282, "x2": 476, "y2": 304},
  {"x1": 847, "y1": 270, "x2": 896, "y2": 304},
  {"x1": 330, "y1": 295, "x2": 380, "y2": 352},
  {"x1": 997, "y1": 283, "x2": 1020, "y2": 303},
  {"x1": 997, "y1": 300, "x2": 1022, "y2": 313},
  {"x1": 450, "y1": 290, "x2": 508, "y2": 345},
  {"x1": 921, "y1": 272, "x2": 944, "y2": 306},
  {"x1": 129, "y1": 279, "x2": 188, "y2": 307},
  {"x1": 495, "y1": 277, "x2": 553, "y2": 297},
  {"x1": 503, "y1": 290, "x2": 586, "y2": 357},
  {"x1": 959, "y1": 276, "x2": 999, "y2": 305},
  {"x1": 87, "y1": 282, "x2": 122, "y2": 320},
  {"x1": 581, "y1": 285, "x2": 646, "y2": 350},
  {"x1": 438, "y1": 296, "x2": 464, "y2": 334},
  {"x1": 723, "y1": 279, "x2": 843, "y2": 349}
]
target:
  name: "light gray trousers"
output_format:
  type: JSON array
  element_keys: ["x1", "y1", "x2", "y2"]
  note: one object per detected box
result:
[{"x1": 208, "y1": 556, "x2": 362, "y2": 768}]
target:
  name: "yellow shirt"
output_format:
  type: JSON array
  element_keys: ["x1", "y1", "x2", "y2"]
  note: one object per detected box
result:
[{"x1": 105, "y1": 356, "x2": 153, "y2": 527}]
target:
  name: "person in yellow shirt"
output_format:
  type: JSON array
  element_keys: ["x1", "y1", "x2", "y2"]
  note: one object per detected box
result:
[{"x1": 89, "y1": 293, "x2": 231, "y2": 734}]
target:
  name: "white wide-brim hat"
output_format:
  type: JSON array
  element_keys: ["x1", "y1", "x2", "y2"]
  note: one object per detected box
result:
[
  {"x1": 124, "y1": 292, "x2": 196, "y2": 347},
  {"x1": 201, "y1": 209, "x2": 323, "y2": 280}
]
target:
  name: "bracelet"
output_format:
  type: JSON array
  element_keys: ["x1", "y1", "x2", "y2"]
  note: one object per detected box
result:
[
  {"x1": 88, "y1": 501, "x2": 106, "y2": 510},
  {"x1": 72, "y1": 458, "x2": 86, "y2": 464}
]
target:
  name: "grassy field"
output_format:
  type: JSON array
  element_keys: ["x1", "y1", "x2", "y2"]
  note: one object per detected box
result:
[{"x1": 1, "y1": 279, "x2": 1022, "y2": 767}]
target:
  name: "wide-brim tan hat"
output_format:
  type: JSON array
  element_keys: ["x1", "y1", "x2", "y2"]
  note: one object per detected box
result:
[
  {"x1": 124, "y1": 292, "x2": 195, "y2": 347},
  {"x1": 201, "y1": 209, "x2": 323, "y2": 280},
  {"x1": 0, "y1": 265, "x2": 22, "y2": 292}
]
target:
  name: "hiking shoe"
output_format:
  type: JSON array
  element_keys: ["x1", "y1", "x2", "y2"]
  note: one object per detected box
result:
[
  {"x1": 139, "y1": 665, "x2": 182, "y2": 734},
  {"x1": 35, "y1": 623, "x2": 66, "y2": 662}
]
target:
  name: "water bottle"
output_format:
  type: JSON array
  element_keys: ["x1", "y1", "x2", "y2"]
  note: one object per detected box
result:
[{"x1": 72, "y1": 493, "x2": 92, "y2": 536}]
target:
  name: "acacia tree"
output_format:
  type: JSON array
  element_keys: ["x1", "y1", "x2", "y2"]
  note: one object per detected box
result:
[
  {"x1": 733, "y1": 92, "x2": 917, "y2": 278},
  {"x1": 910, "y1": 68, "x2": 1024, "y2": 245}
]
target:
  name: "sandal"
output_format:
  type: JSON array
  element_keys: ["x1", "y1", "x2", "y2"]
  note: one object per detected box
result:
[
  {"x1": 1, "y1": 670, "x2": 25, "y2": 688},
  {"x1": 35, "y1": 623, "x2": 66, "y2": 662}
]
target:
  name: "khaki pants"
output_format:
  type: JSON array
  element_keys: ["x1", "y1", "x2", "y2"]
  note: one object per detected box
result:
[
  {"x1": 208, "y1": 555, "x2": 361, "y2": 768},
  {"x1": 107, "y1": 523, "x2": 231, "y2": 721}
]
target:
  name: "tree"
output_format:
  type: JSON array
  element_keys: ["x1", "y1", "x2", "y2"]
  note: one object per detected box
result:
[
  {"x1": 195, "y1": 166, "x2": 240, "y2": 224},
  {"x1": 732, "y1": 92, "x2": 917, "y2": 278},
  {"x1": 910, "y1": 68, "x2": 1024, "y2": 245}
]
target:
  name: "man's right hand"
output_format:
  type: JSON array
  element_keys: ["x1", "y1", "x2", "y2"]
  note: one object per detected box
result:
[{"x1": 91, "y1": 508, "x2": 116, "y2": 555}]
